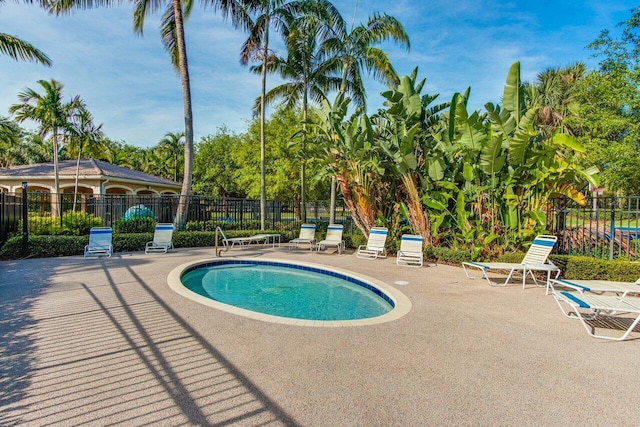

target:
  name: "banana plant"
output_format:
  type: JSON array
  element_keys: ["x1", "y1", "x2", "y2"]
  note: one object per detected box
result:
[
  {"x1": 307, "y1": 94, "x2": 387, "y2": 236},
  {"x1": 374, "y1": 68, "x2": 450, "y2": 246}
]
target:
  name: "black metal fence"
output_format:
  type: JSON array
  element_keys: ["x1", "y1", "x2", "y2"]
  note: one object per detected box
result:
[
  {"x1": 548, "y1": 196, "x2": 640, "y2": 261},
  {"x1": 0, "y1": 192, "x2": 354, "y2": 245},
  {"x1": 0, "y1": 192, "x2": 21, "y2": 245},
  {"x1": 6, "y1": 191, "x2": 638, "y2": 261}
]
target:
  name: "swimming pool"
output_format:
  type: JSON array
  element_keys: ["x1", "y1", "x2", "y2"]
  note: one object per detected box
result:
[{"x1": 167, "y1": 258, "x2": 412, "y2": 327}]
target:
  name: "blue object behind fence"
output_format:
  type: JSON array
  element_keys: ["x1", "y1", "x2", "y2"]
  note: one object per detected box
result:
[{"x1": 124, "y1": 204, "x2": 155, "y2": 221}]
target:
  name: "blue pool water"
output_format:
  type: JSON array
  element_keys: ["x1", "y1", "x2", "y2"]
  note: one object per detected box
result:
[{"x1": 180, "y1": 261, "x2": 394, "y2": 320}]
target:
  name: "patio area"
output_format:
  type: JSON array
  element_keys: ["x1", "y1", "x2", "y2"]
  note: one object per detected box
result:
[{"x1": 1, "y1": 246, "x2": 639, "y2": 426}]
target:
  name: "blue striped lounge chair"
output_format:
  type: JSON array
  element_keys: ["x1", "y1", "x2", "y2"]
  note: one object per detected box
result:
[
  {"x1": 288, "y1": 223, "x2": 317, "y2": 251},
  {"x1": 553, "y1": 291, "x2": 640, "y2": 341},
  {"x1": 84, "y1": 227, "x2": 113, "y2": 258},
  {"x1": 462, "y1": 235, "x2": 560, "y2": 288},
  {"x1": 396, "y1": 234, "x2": 423, "y2": 267},
  {"x1": 316, "y1": 224, "x2": 345, "y2": 254},
  {"x1": 356, "y1": 227, "x2": 388, "y2": 259},
  {"x1": 145, "y1": 223, "x2": 174, "y2": 254}
]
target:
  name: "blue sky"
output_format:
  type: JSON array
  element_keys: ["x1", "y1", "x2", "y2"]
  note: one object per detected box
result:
[{"x1": 1, "y1": 0, "x2": 637, "y2": 147}]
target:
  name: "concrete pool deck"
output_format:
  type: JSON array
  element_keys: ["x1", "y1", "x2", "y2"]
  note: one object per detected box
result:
[{"x1": 1, "y1": 246, "x2": 639, "y2": 426}]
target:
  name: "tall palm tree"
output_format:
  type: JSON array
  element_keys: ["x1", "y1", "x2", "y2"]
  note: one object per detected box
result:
[
  {"x1": 9, "y1": 79, "x2": 81, "y2": 215},
  {"x1": 321, "y1": 10, "x2": 409, "y2": 222},
  {"x1": 67, "y1": 104, "x2": 105, "y2": 210},
  {"x1": 240, "y1": 0, "x2": 343, "y2": 229},
  {"x1": 48, "y1": 0, "x2": 252, "y2": 229},
  {"x1": 158, "y1": 131, "x2": 185, "y2": 181},
  {"x1": 254, "y1": 19, "x2": 342, "y2": 221}
]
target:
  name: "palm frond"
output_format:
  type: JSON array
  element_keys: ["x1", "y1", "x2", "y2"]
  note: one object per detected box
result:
[{"x1": 0, "y1": 33, "x2": 51, "y2": 65}]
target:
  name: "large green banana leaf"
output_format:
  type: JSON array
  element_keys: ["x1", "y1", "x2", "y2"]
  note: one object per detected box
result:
[{"x1": 479, "y1": 134, "x2": 505, "y2": 175}]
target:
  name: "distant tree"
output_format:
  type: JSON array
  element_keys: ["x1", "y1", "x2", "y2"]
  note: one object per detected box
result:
[
  {"x1": 192, "y1": 127, "x2": 244, "y2": 197},
  {"x1": 574, "y1": 6, "x2": 640, "y2": 194},
  {"x1": 238, "y1": 106, "x2": 327, "y2": 202},
  {"x1": 158, "y1": 131, "x2": 185, "y2": 182},
  {"x1": 107, "y1": 140, "x2": 147, "y2": 172}
]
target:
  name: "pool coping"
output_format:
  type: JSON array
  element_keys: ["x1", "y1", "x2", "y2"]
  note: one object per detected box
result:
[{"x1": 167, "y1": 257, "x2": 412, "y2": 327}]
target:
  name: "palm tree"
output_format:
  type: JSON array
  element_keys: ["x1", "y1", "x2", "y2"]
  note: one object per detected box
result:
[
  {"x1": 253, "y1": 19, "x2": 342, "y2": 221},
  {"x1": 240, "y1": 0, "x2": 343, "y2": 230},
  {"x1": 67, "y1": 104, "x2": 105, "y2": 210},
  {"x1": 323, "y1": 12, "x2": 410, "y2": 107},
  {"x1": 524, "y1": 62, "x2": 586, "y2": 137},
  {"x1": 158, "y1": 131, "x2": 185, "y2": 181},
  {"x1": 9, "y1": 79, "x2": 81, "y2": 215},
  {"x1": 0, "y1": 117, "x2": 22, "y2": 167},
  {"x1": 0, "y1": 0, "x2": 52, "y2": 66},
  {"x1": 48, "y1": 0, "x2": 252, "y2": 229},
  {"x1": 320, "y1": 10, "x2": 409, "y2": 223}
]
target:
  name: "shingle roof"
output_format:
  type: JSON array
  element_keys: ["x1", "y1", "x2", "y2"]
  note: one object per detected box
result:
[{"x1": 0, "y1": 159, "x2": 180, "y2": 187}]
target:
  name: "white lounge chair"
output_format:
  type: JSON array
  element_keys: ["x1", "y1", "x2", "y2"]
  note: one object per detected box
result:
[
  {"x1": 84, "y1": 226, "x2": 113, "y2": 258},
  {"x1": 550, "y1": 278, "x2": 640, "y2": 317},
  {"x1": 356, "y1": 227, "x2": 388, "y2": 259},
  {"x1": 218, "y1": 228, "x2": 268, "y2": 250},
  {"x1": 288, "y1": 223, "x2": 316, "y2": 251},
  {"x1": 145, "y1": 223, "x2": 174, "y2": 254},
  {"x1": 550, "y1": 278, "x2": 640, "y2": 297},
  {"x1": 553, "y1": 291, "x2": 640, "y2": 341},
  {"x1": 316, "y1": 224, "x2": 344, "y2": 254},
  {"x1": 396, "y1": 234, "x2": 423, "y2": 267},
  {"x1": 462, "y1": 235, "x2": 559, "y2": 288}
]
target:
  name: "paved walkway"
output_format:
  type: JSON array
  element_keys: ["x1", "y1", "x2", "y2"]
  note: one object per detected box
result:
[{"x1": 1, "y1": 247, "x2": 639, "y2": 426}]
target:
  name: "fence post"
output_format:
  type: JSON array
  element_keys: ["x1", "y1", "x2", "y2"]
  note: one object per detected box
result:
[
  {"x1": 21, "y1": 182, "x2": 28, "y2": 258},
  {"x1": 609, "y1": 196, "x2": 616, "y2": 260}
]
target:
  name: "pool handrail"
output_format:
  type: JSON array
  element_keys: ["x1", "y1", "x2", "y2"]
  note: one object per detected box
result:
[{"x1": 215, "y1": 226, "x2": 229, "y2": 257}]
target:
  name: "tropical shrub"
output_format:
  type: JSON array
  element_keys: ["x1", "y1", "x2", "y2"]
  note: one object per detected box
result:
[
  {"x1": 311, "y1": 62, "x2": 600, "y2": 257},
  {"x1": 23, "y1": 212, "x2": 103, "y2": 236}
]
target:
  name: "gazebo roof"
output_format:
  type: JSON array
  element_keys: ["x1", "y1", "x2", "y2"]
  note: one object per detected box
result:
[{"x1": 0, "y1": 159, "x2": 181, "y2": 188}]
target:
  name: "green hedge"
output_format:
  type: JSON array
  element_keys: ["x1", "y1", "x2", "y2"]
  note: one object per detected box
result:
[
  {"x1": 551, "y1": 255, "x2": 640, "y2": 281},
  {"x1": 0, "y1": 229, "x2": 287, "y2": 259},
  {"x1": 428, "y1": 247, "x2": 470, "y2": 264},
  {"x1": 493, "y1": 252, "x2": 640, "y2": 282},
  {"x1": 0, "y1": 235, "x2": 88, "y2": 258}
]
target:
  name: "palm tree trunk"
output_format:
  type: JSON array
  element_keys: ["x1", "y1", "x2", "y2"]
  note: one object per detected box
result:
[
  {"x1": 329, "y1": 176, "x2": 336, "y2": 223},
  {"x1": 301, "y1": 92, "x2": 308, "y2": 223},
  {"x1": 172, "y1": 0, "x2": 194, "y2": 231},
  {"x1": 259, "y1": 32, "x2": 268, "y2": 231},
  {"x1": 73, "y1": 150, "x2": 81, "y2": 211},
  {"x1": 52, "y1": 130, "x2": 60, "y2": 217}
]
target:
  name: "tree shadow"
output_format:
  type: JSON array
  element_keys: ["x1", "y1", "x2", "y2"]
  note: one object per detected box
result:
[{"x1": 0, "y1": 256, "x2": 299, "y2": 426}]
